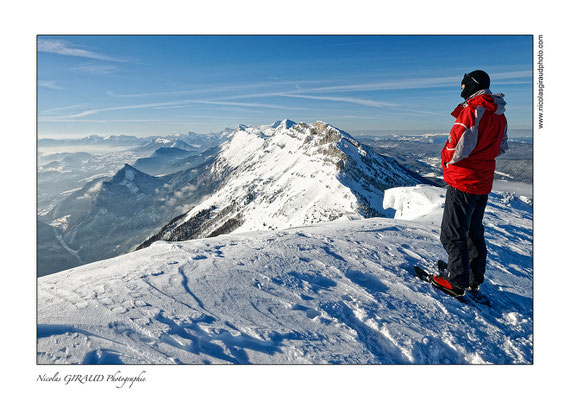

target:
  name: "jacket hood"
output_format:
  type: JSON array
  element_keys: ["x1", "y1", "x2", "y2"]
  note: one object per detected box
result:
[
  {"x1": 468, "y1": 90, "x2": 507, "y2": 115},
  {"x1": 452, "y1": 90, "x2": 507, "y2": 117}
]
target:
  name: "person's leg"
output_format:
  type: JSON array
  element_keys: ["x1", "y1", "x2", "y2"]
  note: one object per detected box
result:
[
  {"x1": 467, "y1": 194, "x2": 488, "y2": 287},
  {"x1": 440, "y1": 187, "x2": 476, "y2": 289}
]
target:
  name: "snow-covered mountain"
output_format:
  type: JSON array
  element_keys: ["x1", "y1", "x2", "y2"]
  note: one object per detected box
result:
[
  {"x1": 133, "y1": 145, "x2": 219, "y2": 176},
  {"x1": 37, "y1": 185, "x2": 533, "y2": 364},
  {"x1": 39, "y1": 158, "x2": 222, "y2": 275},
  {"x1": 139, "y1": 120, "x2": 427, "y2": 248},
  {"x1": 133, "y1": 137, "x2": 199, "y2": 153},
  {"x1": 54, "y1": 165, "x2": 169, "y2": 266},
  {"x1": 165, "y1": 131, "x2": 229, "y2": 150},
  {"x1": 38, "y1": 130, "x2": 230, "y2": 274}
]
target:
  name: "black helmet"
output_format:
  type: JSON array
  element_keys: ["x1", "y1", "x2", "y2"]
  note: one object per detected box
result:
[{"x1": 461, "y1": 70, "x2": 490, "y2": 99}]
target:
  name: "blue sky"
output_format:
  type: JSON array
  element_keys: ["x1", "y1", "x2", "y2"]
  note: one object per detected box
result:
[{"x1": 38, "y1": 35, "x2": 532, "y2": 138}]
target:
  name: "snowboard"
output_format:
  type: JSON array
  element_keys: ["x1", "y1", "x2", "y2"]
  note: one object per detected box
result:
[{"x1": 414, "y1": 265, "x2": 491, "y2": 307}]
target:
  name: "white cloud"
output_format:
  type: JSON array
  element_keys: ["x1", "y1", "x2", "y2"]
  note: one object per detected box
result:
[
  {"x1": 41, "y1": 104, "x2": 85, "y2": 114},
  {"x1": 297, "y1": 76, "x2": 461, "y2": 93},
  {"x1": 87, "y1": 181, "x2": 103, "y2": 194},
  {"x1": 492, "y1": 71, "x2": 533, "y2": 80},
  {"x1": 190, "y1": 100, "x2": 301, "y2": 111},
  {"x1": 50, "y1": 98, "x2": 301, "y2": 120},
  {"x1": 213, "y1": 70, "x2": 532, "y2": 110},
  {"x1": 280, "y1": 93, "x2": 398, "y2": 108},
  {"x1": 38, "y1": 80, "x2": 64, "y2": 90},
  {"x1": 70, "y1": 62, "x2": 119, "y2": 76},
  {"x1": 105, "y1": 80, "x2": 332, "y2": 99},
  {"x1": 38, "y1": 38, "x2": 124, "y2": 62},
  {"x1": 76, "y1": 192, "x2": 91, "y2": 201},
  {"x1": 300, "y1": 71, "x2": 530, "y2": 94}
]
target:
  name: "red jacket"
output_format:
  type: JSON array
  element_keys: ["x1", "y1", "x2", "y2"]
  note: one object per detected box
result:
[{"x1": 441, "y1": 90, "x2": 509, "y2": 195}]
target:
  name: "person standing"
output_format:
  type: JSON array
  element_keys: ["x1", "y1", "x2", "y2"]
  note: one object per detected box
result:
[{"x1": 430, "y1": 70, "x2": 509, "y2": 297}]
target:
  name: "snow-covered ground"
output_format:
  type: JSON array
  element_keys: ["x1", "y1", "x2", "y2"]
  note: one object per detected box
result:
[{"x1": 37, "y1": 185, "x2": 532, "y2": 365}]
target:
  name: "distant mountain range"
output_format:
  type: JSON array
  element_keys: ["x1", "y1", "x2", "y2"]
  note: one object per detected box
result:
[
  {"x1": 37, "y1": 131, "x2": 229, "y2": 214},
  {"x1": 38, "y1": 131, "x2": 225, "y2": 149},
  {"x1": 359, "y1": 134, "x2": 533, "y2": 185}
]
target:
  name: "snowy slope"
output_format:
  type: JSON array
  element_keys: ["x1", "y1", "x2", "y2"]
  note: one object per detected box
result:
[{"x1": 37, "y1": 185, "x2": 533, "y2": 364}]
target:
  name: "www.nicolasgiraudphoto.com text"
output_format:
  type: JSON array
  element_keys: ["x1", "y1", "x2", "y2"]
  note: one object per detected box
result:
[{"x1": 537, "y1": 34, "x2": 544, "y2": 129}]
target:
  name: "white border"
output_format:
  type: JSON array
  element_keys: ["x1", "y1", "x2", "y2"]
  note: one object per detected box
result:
[{"x1": 2, "y1": 0, "x2": 566, "y2": 398}]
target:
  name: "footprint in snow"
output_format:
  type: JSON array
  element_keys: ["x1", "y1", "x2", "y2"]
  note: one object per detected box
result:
[
  {"x1": 292, "y1": 304, "x2": 320, "y2": 319},
  {"x1": 344, "y1": 269, "x2": 388, "y2": 294}
]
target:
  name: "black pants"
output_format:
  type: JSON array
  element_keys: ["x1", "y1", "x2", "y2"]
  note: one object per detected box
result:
[{"x1": 440, "y1": 186, "x2": 488, "y2": 289}]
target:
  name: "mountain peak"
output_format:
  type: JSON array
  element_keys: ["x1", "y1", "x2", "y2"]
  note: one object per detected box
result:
[
  {"x1": 271, "y1": 119, "x2": 297, "y2": 129},
  {"x1": 110, "y1": 164, "x2": 151, "y2": 185},
  {"x1": 122, "y1": 163, "x2": 137, "y2": 171}
]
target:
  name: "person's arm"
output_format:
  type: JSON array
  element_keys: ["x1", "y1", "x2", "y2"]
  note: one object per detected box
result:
[
  {"x1": 498, "y1": 122, "x2": 509, "y2": 156},
  {"x1": 442, "y1": 106, "x2": 484, "y2": 166}
]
